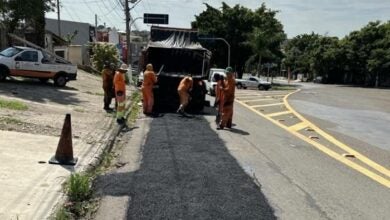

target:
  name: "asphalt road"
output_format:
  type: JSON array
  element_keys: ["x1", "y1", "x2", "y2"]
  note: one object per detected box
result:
[
  {"x1": 288, "y1": 84, "x2": 390, "y2": 170},
  {"x1": 94, "y1": 87, "x2": 390, "y2": 220}
]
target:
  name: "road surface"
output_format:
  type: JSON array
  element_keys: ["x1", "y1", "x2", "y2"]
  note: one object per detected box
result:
[{"x1": 94, "y1": 85, "x2": 390, "y2": 220}]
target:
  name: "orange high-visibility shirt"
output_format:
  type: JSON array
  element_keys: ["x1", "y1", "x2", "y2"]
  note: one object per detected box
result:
[
  {"x1": 178, "y1": 76, "x2": 193, "y2": 92},
  {"x1": 142, "y1": 70, "x2": 157, "y2": 87},
  {"x1": 114, "y1": 71, "x2": 126, "y2": 92},
  {"x1": 223, "y1": 77, "x2": 236, "y2": 102}
]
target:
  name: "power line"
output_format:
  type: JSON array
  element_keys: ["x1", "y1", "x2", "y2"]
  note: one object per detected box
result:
[{"x1": 100, "y1": 0, "x2": 122, "y2": 19}]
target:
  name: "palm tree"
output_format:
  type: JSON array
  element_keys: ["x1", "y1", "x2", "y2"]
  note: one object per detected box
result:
[{"x1": 247, "y1": 28, "x2": 285, "y2": 77}]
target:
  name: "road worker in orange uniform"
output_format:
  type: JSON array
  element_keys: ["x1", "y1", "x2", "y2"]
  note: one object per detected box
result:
[
  {"x1": 102, "y1": 62, "x2": 115, "y2": 111},
  {"x1": 218, "y1": 67, "x2": 235, "y2": 129},
  {"x1": 177, "y1": 76, "x2": 193, "y2": 115},
  {"x1": 142, "y1": 63, "x2": 157, "y2": 115},
  {"x1": 114, "y1": 64, "x2": 128, "y2": 124}
]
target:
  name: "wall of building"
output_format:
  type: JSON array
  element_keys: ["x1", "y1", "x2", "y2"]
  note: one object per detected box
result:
[{"x1": 68, "y1": 45, "x2": 83, "y2": 65}]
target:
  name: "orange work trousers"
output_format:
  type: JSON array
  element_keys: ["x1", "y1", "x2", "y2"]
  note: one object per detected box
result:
[
  {"x1": 142, "y1": 86, "x2": 154, "y2": 114},
  {"x1": 220, "y1": 102, "x2": 233, "y2": 128},
  {"x1": 178, "y1": 90, "x2": 190, "y2": 107}
]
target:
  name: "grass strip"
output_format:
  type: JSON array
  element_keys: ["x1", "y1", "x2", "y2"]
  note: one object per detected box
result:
[{"x1": 0, "y1": 98, "x2": 28, "y2": 110}]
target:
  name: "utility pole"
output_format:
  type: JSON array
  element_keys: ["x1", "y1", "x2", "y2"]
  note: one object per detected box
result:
[
  {"x1": 198, "y1": 37, "x2": 230, "y2": 67},
  {"x1": 125, "y1": 0, "x2": 131, "y2": 65},
  {"x1": 57, "y1": 0, "x2": 61, "y2": 37},
  {"x1": 95, "y1": 14, "x2": 97, "y2": 42}
]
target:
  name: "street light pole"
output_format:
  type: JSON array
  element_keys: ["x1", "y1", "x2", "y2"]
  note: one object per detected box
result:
[
  {"x1": 56, "y1": 0, "x2": 61, "y2": 37},
  {"x1": 199, "y1": 37, "x2": 230, "y2": 67}
]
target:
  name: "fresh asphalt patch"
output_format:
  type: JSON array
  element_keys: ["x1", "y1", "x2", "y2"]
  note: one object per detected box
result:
[{"x1": 95, "y1": 113, "x2": 275, "y2": 219}]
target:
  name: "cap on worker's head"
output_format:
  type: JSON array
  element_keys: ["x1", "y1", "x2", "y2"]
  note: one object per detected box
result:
[
  {"x1": 225, "y1": 66, "x2": 233, "y2": 73},
  {"x1": 146, "y1": 63, "x2": 153, "y2": 71},
  {"x1": 118, "y1": 64, "x2": 128, "y2": 72}
]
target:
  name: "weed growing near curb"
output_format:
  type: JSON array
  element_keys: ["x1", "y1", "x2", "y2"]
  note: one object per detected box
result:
[
  {"x1": 0, "y1": 98, "x2": 28, "y2": 110},
  {"x1": 68, "y1": 173, "x2": 91, "y2": 202},
  {"x1": 128, "y1": 91, "x2": 141, "y2": 123}
]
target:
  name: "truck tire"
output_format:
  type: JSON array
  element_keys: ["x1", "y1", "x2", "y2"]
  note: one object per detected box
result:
[
  {"x1": 0, "y1": 66, "x2": 8, "y2": 81},
  {"x1": 237, "y1": 83, "x2": 243, "y2": 89},
  {"x1": 54, "y1": 74, "x2": 67, "y2": 87},
  {"x1": 258, "y1": 85, "x2": 265, "y2": 90}
]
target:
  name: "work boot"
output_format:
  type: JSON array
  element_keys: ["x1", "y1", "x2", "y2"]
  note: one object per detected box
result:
[
  {"x1": 116, "y1": 117, "x2": 125, "y2": 124},
  {"x1": 217, "y1": 124, "x2": 224, "y2": 130},
  {"x1": 226, "y1": 121, "x2": 232, "y2": 128},
  {"x1": 176, "y1": 107, "x2": 184, "y2": 115}
]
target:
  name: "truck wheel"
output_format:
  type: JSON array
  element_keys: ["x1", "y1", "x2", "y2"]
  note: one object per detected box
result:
[
  {"x1": 54, "y1": 75, "x2": 67, "y2": 87},
  {"x1": 0, "y1": 67, "x2": 8, "y2": 81},
  {"x1": 258, "y1": 85, "x2": 265, "y2": 90},
  {"x1": 237, "y1": 83, "x2": 243, "y2": 89}
]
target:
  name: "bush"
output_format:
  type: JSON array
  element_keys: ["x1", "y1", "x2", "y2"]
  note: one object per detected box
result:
[{"x1": 90, "y1": 43, "x2": 120, "y2": 73}]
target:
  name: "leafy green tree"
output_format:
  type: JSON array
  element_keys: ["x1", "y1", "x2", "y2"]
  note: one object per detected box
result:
[
  {"x1": 343, "y1": 21, "x2": 390, "y2": 85},
  {"x1": 192, "y1": 2, "x2": 285, "y2": 77},
  {"x1": 90, "y1": 43, "x2": 119, "y2": 72}
]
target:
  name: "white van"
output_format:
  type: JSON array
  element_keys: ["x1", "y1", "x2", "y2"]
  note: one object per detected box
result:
[{"x1": 206, "y1": 68, "x2": 226, "y2": 96}]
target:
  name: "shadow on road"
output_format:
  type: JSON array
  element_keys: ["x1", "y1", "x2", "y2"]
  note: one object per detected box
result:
[
  {"x1": 95, "y1": 114, "x2": 275, "y2": 219},
  {"x1": 227, "y1": 127, "x2": 250, "y2": 135},
  {"x1": 0, "y1": 78, "x2": 82, "y2": 105}
]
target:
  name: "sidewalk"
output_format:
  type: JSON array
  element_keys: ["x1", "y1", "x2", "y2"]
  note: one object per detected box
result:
[{"x1": 0, "y1": 70, "x2": 133, "y2": 219}]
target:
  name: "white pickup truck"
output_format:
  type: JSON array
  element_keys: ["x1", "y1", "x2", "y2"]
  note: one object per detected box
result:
[
  {"x1": 0, "y1": 46, "x2": 77, "y2": 87},
  {"x1": 236, "y1": 76, "x2": 271, "y2": 90}
]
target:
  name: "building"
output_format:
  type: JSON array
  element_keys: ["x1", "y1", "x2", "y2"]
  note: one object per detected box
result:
[{"x1": 45, "y1": 18, "x2": 95, "y2": 65}]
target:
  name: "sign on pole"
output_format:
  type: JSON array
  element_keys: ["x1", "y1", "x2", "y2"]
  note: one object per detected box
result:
[{"x1": 143, "y1": 13, "x2": 169, "y2": 25}]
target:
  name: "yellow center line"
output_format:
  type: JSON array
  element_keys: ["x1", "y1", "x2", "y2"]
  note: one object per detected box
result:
[
  {"x1": 235, "y1": 90, "x2": 390, "y2": 188},
  {"x1": 251, "y1": 103, "x2": 284, "y2": 108},
  {"x1": 284, "y1": 90, "x2": 390, "y2": 179},
  {"x1": 266, "y1": 111, "x2": 291, "y2": 117},
  {"x1": 288, "y1": 122, "x2": 309, "y2": 131}
]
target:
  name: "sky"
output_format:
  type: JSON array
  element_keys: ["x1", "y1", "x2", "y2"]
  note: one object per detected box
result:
[{"x1": 46, "y1": 0, "x2": 390, "y2": 38}]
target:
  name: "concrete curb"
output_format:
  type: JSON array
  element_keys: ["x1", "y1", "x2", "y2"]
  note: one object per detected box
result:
[{"x1": 84, "y1": 92, "x2": 135, "y2": 173}]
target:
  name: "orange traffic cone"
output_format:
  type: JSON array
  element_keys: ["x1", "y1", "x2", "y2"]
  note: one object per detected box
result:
[{"x1": 49, "y1": 114, "x2": 78, "y2": 165}]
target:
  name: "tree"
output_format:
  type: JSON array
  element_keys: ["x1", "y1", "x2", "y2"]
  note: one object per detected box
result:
[
  {"x1": 343, "y1": 21, "x2": 390, "y2": 85},
  {"x1": 2, "y1": 0, "x2": 55, "y2": 47},
  {"x1": 192, "y1": 2, "x2": 285, "y2": 78},
  {"x1": 90, "y1": 43, "x2": 119, "y2": 72},
  {"x1": 283, "y1": 20, "x2": 390, "y2": 86}
]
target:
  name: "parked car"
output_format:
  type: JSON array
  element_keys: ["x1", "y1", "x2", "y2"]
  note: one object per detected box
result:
[
  {"x1": 0, "y1": 46, "x2": 77, "y2": 87},
  {"x1": 236, "y1": 76, "x2": 271, "y2": 90},
  {"x1": 206, "y1": 68, "x2": 226, "y2": 96}
]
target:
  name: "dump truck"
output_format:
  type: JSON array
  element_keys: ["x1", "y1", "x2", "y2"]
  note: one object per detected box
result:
[{"x1": 140, "y1": 26, "x2": 211, "y2": 113}]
